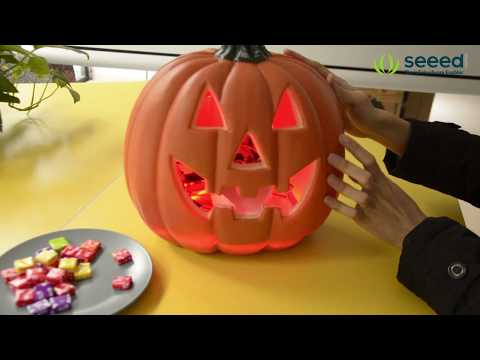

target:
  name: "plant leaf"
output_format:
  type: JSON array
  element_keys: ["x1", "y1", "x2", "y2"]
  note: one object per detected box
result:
[
  {"x1": 52, "y1": 70, "x2": 70, "y2": 88},
  {"x1": 67, "y1": 87, "x2": 80, "y2": 103},
  {"x1": 28, "y1": 56, "x2": 50, "y2": 77},
  {"x1": 0, "y1": 72, "x2": 18, "y2": 93},
  {"x1": 11, "y1": 65, "x2": 26, "y2": 82},
  {"x1": 0, "y1": 54, "x2": 19, "y2": 64},
  {"x1": 0, "y1": 92, "x2": 20, "y2": 103},
  {"x1": 0, "y1": 45, "x2": 32, "y2": 57}
]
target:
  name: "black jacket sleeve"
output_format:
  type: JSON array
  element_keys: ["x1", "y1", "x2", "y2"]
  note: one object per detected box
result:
[
  {"x1": 399, "y1": 217, "x2": 480, "y2": 314},
  {"x1": 382, "y1": 120, "x2": 480, "y2": 314},
  {"x1": 384, "y1": 119, "x2": 480, "y2": 207}
]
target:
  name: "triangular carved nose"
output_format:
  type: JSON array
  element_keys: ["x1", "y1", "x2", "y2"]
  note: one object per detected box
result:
[{"x1": 232, "y1": 133, "x2": 264, "y2": 169}]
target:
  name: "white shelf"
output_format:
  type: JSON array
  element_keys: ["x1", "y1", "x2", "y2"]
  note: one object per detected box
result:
[{"x1": 33, "y1": 45, "x2": 480, "y2": 95}]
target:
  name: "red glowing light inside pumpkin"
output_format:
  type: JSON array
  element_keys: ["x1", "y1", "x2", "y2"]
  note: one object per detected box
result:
[
  {"x1": 175, "y1": 161, "x2": 213, "y2": 211},
  {"x1": 194, "y1": 88, "x2": 225, "y2": 128},
  {"x1": 233, "y1": 134, "x2": 263, "y2": 166},
  {"x1": 175, "y1": 158, "x2": 316, "y2": 218},
  {"x1": 272, "y1": 89, "x2": 302, "y2": 129},
  {"x1": 265, "y1": 161, "x2": 316, "y2": 216}
]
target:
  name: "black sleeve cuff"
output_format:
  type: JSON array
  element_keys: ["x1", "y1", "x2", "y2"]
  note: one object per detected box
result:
[{"x1": 398, "y1": 217, "x2": 480, "y2": 314}]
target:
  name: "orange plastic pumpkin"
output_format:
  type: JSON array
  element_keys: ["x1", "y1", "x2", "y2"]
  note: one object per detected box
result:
[{"x1": 125, "y1": 45, "x2": 344, "y2": 255}]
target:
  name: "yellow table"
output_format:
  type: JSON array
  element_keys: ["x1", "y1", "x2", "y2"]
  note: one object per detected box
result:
[{"x1": 0, "y1": 82, "x2": 464, "y2": 314}]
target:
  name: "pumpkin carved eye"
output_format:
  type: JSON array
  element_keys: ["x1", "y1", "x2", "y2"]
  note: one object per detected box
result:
[
  {"x1": 272, "y1": 89, "x2": 303, "y2": 130},
  {"x1": 193, "y1": 87, "x2": 226, "y2": 129}
]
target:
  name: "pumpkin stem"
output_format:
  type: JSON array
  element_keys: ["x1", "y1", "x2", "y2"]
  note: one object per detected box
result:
[{"x1": 215, "y1": 45, "x2": 271, "y2": 63}]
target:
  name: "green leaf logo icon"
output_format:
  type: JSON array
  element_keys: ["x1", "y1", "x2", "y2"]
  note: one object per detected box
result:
[{"x1": 373, "y1": 53, "x2": 400, "y2": 75}]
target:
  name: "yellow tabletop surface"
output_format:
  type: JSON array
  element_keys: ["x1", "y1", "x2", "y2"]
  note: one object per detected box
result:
[{"x1": 0, "y1": 82, "x2": 464, "y2": 315}]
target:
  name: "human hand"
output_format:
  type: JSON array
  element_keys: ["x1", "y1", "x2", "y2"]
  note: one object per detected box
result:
[
  {"x1": 324, "y1": 134, "x2": 427, "y2": 248},
  {"x1": 284, "y1": 49, "x2": 390, "y2": 137},
  {"x1": 283, "y1": 49, "x2": 411, "y2": 156}
]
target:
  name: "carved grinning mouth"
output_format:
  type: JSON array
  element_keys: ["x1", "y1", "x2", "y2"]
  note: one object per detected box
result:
[{"x1": 175, "y1": 159, "x2": 317, "y2": 219}]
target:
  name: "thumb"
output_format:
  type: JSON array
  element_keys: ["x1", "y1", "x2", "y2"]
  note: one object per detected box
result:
[
  {"x1": 284, "y1": 49, "x2": 330, "y2": 78},
  {"x1": 328, "y1": 74, "x2": 365, "y2": 106}
]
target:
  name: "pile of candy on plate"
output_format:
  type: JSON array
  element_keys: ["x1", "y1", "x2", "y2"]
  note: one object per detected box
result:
[{"x1": 1, "y1": 236, "x2": 134, "y2": 315}]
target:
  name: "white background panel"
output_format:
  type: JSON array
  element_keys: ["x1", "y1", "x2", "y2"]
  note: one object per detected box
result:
[
  {"x1": 71, "y1": 45, "x2": 480, "y2": 75},
  {"x1": 35, "y1": 45, "x2": 480, "y2": 95}
]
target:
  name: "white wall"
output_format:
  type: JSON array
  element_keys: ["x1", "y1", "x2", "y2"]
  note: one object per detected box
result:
[{"x1": 430, "y1": 93, "x2": 480, "y2": 136}]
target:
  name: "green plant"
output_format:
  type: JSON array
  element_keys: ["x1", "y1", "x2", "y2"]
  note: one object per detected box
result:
[{"x1": 0, "y1": 45, "x2": 89, "y2": 131}]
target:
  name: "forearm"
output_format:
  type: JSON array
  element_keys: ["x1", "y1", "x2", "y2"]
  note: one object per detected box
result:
[
  {"x1": 382, "y1": 119, "x2": 480, "y2": 207},
  {"x1": 362, "y1": 109, "x2": 412, "y2": 157}
]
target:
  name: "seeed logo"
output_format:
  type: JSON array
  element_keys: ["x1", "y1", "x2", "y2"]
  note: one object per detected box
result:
[
  {"x1": 373, "y1": 53, "x2": 401, "y2": 75},
  {"x1": 373, "y1": 53, "x2": 466, "y2": 75}
]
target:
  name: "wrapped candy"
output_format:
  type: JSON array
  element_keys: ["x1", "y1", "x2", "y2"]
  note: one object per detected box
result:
[
  {"x1": 233, "y1": 135, "x2": 262, "y2": 165},
  {"x1": 60, "y1": 245, "x2": 80, "y2": 258},
  {"x1": 75, "y1": 248, "x2": 96, "y2": 263},
  {"x1": 1, "y1": 268, "x2": 19, "y2": 283},
  {"x1": 9, "y1": 275, "x2": 31, "y2": 291},
  {"x1": 15, "y1": 288, "x2": 36, "y2": 307},
  {"x1": 14, "y1": 256, "x2": 34, "y2": 272},
  {"x1": 46, "y1": 268, "x2": 66, "y2": 285},
  {"x1": 73, "y1": 263, "x2": 92, "y2": 281},
  {"x1": 112, "y1": 276, "x2": 133, "y2": 290},
  {"x1": 54, "y1": 283, "x2": 76, "y2": 296},
  {"x1": 80, "y1": 240, "x2": 102, "y2": 253},
  {"x1": 34, "y1": 249, "x2": 59, "y2": 266},
  {"x1": 27, "y1": 299, "x2": 51, "y2": 315},
  {"x1": 64, "y1": 271, "x2": 75, "y2": 283},
  {"x1": 112, "y1": 249, "x2": 132, "y2": 265},
  {"x1": 58, "y1": 258, "x2": 78, "y2": 272},
  {"x1": 34, "y1": 282, "x2": 55, "y2": 301},
  {"x1": 49, "y1": 294, "x2": 72, "y2": 314},
  {"x1": 25, "y1": 267, "x2": 47, "y2": 286},
  {"x1": 35, "y1": 263, "x2": 48, "y2": 270},
  {"x1": 48, "y1": 237, "x2": 70, "y2": 252},
  {"x1": 35, "y1": 247, "x2": 52, "y2": 256}
]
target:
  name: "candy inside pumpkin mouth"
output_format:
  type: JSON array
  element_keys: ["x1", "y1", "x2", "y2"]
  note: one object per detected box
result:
[{"x1": 175, "y1": 160, "x2": 317, "y2": 219}]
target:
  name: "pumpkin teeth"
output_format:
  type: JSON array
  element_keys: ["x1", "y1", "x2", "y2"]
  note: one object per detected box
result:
[
  {"x1": 175, "y1": 159, "x2": 316, "y2": 219},
  {"x1": 220, "y1": 186, "x2": 273, "y2": 219}
]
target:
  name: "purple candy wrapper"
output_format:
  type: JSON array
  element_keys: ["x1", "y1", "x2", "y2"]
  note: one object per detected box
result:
[
  {"x1": 34, "y1": 282, "x2": 54, "y2": 301},
  {"x1": 49, "y1": 294, "x2": 72, "y2": 314},
  {"x1": 27, "y1": 299, "x2": 51, "y2": 315}
]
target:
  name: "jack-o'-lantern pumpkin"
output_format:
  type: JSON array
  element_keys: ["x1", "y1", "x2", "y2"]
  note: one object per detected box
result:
[{"x1": 124, "y1": 45, "x2": 344, "y2": 255}]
